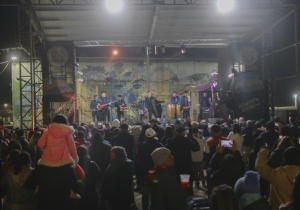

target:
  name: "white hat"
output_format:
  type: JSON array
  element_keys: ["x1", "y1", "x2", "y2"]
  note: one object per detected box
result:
[
  {"x1": 112, "y1": 119, "x2": 120, "y2": 127},
  {"x1": 145, "y1": 128, "x2": 156, "y2": 138},
  {"x1": 151, "y1": 148, "x2": 171, "y2": 166}
]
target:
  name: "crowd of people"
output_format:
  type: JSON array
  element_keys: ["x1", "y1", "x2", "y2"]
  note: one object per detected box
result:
[{"x1": 0, "y1": 114, "x2": 299, "y2": 210}]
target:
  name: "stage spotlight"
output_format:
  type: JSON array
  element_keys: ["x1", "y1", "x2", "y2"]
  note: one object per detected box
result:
[
  {"x1": 217, "y1": 0, "x2": 234, "y2": 13},
  {"x1": 210, "y1": 72, "x2": 218, "y2": 76},
  {"x1": 106, "y1": 0, "x2": 123, "y2": 12},
  {"x1": 112, "y1": 49, "x2": 118, "y2": 55},
  {"x1": 229, "y1": 73, "x2": 234, "y2": 78},
  {"x1": 180, "y1": 46, "x2": 186, "y2": 54},
  {"x1": 77, "y1": 70, "x2": 83, "y2": 75},
  {"x1": 212, "y1": 82, "x2": 218, "y2": 88},
  {"x1": 11, "y1": 56, "x2": 17, "y2": 60},
  {"x1": 161, "y1": 46, "x2": 166, "y2": 53}
]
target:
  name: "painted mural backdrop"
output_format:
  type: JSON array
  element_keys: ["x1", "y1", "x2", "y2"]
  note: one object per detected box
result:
[{"x1": 76, "y1": 61, "x2": 217, "y2": 123}]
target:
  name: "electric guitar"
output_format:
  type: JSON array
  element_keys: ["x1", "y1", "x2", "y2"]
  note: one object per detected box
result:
[{"x1": 97, "y1": 100, "x2": 118, "y2": 111}]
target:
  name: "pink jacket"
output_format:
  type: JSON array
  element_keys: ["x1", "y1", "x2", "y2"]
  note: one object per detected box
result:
[{"x1": 38, "y1": 123, "x2": 78, "y2": 167}]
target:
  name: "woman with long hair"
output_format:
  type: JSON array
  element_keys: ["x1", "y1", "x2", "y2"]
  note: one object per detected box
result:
[
  {"x1": 0, "y1": 152, "x2": 36, "y2": 210},
  {"x1": 160, "y1": 126, "x2": 174, "y2": 146},
  {"x1": 210, "y1": 184, "x2": 239, "y2": 210},
  {"x1": 228, "y1": 123, "x2": 244, "y2": 154}
]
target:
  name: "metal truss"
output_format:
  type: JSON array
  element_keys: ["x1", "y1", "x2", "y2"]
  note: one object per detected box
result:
[
  {"x1": 75, "y1": 39, "x2": 230, "y2": 47},
  {"x1": 295, "y1": 3, "x2": 300, "y2": 117},
  {"x1": 18, "y1": 3, "x2": 45, "y2": 130},
  {"x1": 28, "y1": 0, "x2": 288, "y2": 6},
  {"x1": 261, "y1": 31, "x2": 274, "y2": 119}
]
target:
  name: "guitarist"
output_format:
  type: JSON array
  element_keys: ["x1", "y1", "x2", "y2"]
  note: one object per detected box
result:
[
  {"x1": 114, "y1": 95, "x2": 127, "y2": 121},
  {"x1": 181, "y1": 91, "x2": 191, "y2": 119},
  {"x1": 96, "y1": 91, "x2": 111, "y2": 122}
]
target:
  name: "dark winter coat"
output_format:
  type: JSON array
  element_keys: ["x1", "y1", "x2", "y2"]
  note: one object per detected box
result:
[
  {"x1": 149, "y1": 167, "x2": 187, "y2": 210},
  {"x1": 78, "y1": 157, "x2": 101, "y2": 210},
  {"x1": 166, "y1": 134, "x2": 200, "y2": 175},
  {"x1": 136, "y1": 138, "x2": 163, "y2": 186},
  {"x1": 152, "y1": 124, "x2": 164, "y2": 142},
  {"x1": 114, "y1": 131, "x2": 135, "y2": 161},
  {"x1": 89, "y1": 140, "x2": 111, "y2": 177},
  {"x1": 101, "y1": 159, "x2": 134, "y2": 210},
  {"x1": 266, "y1": 148, "x2": 285, "y2": 169}
]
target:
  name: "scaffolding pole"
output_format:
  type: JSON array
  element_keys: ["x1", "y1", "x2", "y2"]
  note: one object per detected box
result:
[{"x1": 295, "y1": 3, "x2": 300, "y2": 118}]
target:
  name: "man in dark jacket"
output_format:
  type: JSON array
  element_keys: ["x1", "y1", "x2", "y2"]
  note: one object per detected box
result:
[
  {"x1": 259, "y1": 121, "x2": 279, "y2": 149},
  {"x1": 101, "y1": 146, "x2": 134, "y2": 210},
  {"x1": 114, "y1": 123, "x2": 135, "y2": 161},
  {"x1": 145, "y1": 91, "x2": 158, "y2": 120},
  {"x1": 136, "y1": 128, "x2": 163, "y2": 210},
  {"x1": 89, "y1": 132, "x2": 112, "y2": 178},
  {"x1": 148, "y1": 147, "x2": 187, "y2": 210},
  {"x1": 150, "y1": 119, "x2": 164, "y2": 141},
  {"x1": 166, "y1": 123, "x2": 200, "y2": 196},
  {"x1": 10, "y1": 129, "x2": 30, "y2": 153}
]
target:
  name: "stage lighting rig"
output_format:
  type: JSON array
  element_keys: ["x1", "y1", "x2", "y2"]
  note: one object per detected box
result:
[
  {"x1": 112, "y1": 49, "x2": 118, "y2": 55},
  {"x1": 180, "y1": 46, "x2": 186, "y2": 54}
]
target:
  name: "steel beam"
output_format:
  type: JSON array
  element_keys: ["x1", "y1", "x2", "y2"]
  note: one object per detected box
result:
[
  {"x1": 295, "y1": 3, "x2": 300, "y2": 118},
  {"x1": 242, "y1": 7, "x2": 294, "y2": 42}
]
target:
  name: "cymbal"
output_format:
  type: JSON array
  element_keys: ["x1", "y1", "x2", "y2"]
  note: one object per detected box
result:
[{"x1": 131, "y1": 104, "x2": 139, "y2": 108}]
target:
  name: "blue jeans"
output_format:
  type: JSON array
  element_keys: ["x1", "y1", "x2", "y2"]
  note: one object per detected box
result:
[{"x1": 141, "y1": 186, "x2": 150, "y2": 210}]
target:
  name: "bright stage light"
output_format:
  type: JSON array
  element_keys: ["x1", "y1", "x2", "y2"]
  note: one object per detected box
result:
[
  {"x1": 180, "y1": 46, "x2": 186, "y2": 54},
  {"x1": 229, "y1": 73, "x2": 234, "y2": 78},
  {"x1": 212, "y1": 82, "x2": 218, "y2": 88},
  {"x1": 112, "y1": 49, "x2": 118, "y2": 55},
  {"x1": 106, "y1": 0, "x2": 123, "y2": 12},
  {"x1": 11, "y1": 56, "x2": 17, "y2": 60},
  {"x1": 217, "y1": 0, "x2": 234, "y2": 13}
]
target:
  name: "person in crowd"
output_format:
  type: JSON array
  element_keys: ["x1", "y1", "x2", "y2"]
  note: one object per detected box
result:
[
  {"x1": 101, "y1": 146, "x2": 134, "y2": 210},
  {"x1": 270, "y1": 125, "x2": 291, "y2": 151},
  {"x1": 160, "y1": 126, "x2": 174, "y2": 146},
  {"x1": 279, "y1": 172, "x2": 300, "y2": 210},
  {"x1": 136, "y1": 128, "x2": 163, "y2": 210},
  {"x1": 255, "y1": 146, "x2": 300, "y2": 210},
  {"x1": 129, "y1": 121, "x2": 142, "y2": 152},
  {"x1": 77, "y1": 146, "x2": 101, "y2": 210},
  {"x1": 11, "y1": 129, "x2": 30, "y2": 153},
  {"x1": 145, "y1": 91, "x2": 159, "y2": 120},
  {"x1": 3, "y1": 150, "x2": 21, "y2": 173},
  {"x1": 89, "y1": 132, "x2": 111, "y2": 178},
  {"x1": 259, "y1": 121, "x2": 279, "y2": 149},
  {"x1": 289, "y1": 125, "x2": 300, "y2": 148},
  {"x1": 97, "y1": 129, "x2": 111, "y2": 145},
  {"x1": 148, "y1": 148, "x2": 187, "y2": 210},
  {"x1": 267, "y1": 136, "x2": 294, "y2": 169},
  {"x1": 109, "y1": 128, "x2": 120, "y2": 146},
  {"x1": 160, "y1": 114, "x2": 167, "y2": 127},
  {"x1": 75, "y1": 131, "x2": 91, "y2": 148},
  {"x1": 149, "y1": 119, "x2": 164, "y2": 141},
  {"x1": 138, "y1": 124, "x2": 151, "y2": 144},
  {"x1": 0, "y1": 130, "x2": 8, "y2": 161},
  {"x1": 242, "y1": 126, "x2": 255, "y2": 169},
  {"x1": 227, "y1": 123, "x2": 243, "y2": 154},
  {"x1": 234, "y1": 171, "x2": 261, "y2": 209},
  {"x1": 191, "y1": 127, "x2": 206, "y2": 189},
  {"x1": 114, "y1": 123, "x2": 135, "y2": 161},
  {"x1": 104, "y1": 119, "x2": 120, "y2": 144},
  {"x1": 166, "y1": 120, "x2": 200, "y2": 196},
  {"x1": 248, "y1": 137, "x2": 266, "y2": 171},
  {"x1": 77, "y1": 126, "x2": 88, "y2": 140},
  {"x1": 29, "y1": 126, "x2": 43, "y2": 165},
  {"x1": 210, "y1": 184, "x2": 239, "y2": 210},
  {"x1": 201, "y1": 124, "x2": 210, "y2": 140},
  {"x1": 0, "y1": 152, "x2": 36, "y2": 210},
  {"x1": 252, "y1": 122, "x2": 264, "y2": 139},
  {"x1": 208, "y1": 141, "x2": 244, "y2": 196},
  {"x1": 204, "y1": 124, "x2": 229, "y2": 167}
]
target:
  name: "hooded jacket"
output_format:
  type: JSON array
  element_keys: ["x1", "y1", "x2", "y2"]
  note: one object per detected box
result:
[
  {"x1": 255, "y1": 148, "x2": 300, "y2": 210},
  {"x1": 38, "y1": 123, "x2": 78, "y2": 167}
]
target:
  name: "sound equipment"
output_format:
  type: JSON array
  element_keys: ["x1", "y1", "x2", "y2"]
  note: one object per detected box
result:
[{"x1": 207, "y1": 118, "x2": 222, "y2": 123}]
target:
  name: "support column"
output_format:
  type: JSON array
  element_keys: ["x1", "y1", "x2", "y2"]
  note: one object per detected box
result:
[
  {"x1": 295, "y1": 3, "x2": 300, "y2": 118},
  {"x1": 146, "y1": 47, "x2": 150, "y2": 91},
  {"x1": 29, "y1": 6, "x2": 35, "y2": 129}
]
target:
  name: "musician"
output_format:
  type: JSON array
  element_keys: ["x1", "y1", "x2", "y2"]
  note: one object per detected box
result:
[
  {"x1": 155, "y1": 98, "x2": 165, "y2": 119},
  {"x1": 114, "y1": 95, "x2": 127, "y2": 121},
  {"x1": 199, "y1": 92, "x2": 210, "y2": 119},
  {"x1": 181, "y1": 91, "x2": 191, "y2": 119},
  {"x1": 217, "y1": 91, "x2": 235, "y2": 119},
  {"x1": 170, "y1": 92, "x2": 181, "y2": 105},
  {"x1": 138, "y1": 96, "x2": 146, "y2": 120},
  {"x1": 170, "y1": 91, "x2": 181, "y2": 119},
  {"x1": 96, "y1": 91, "x2": 111, "y2": 122},
  {"x1": 89, "y1": 95, "x2": 98, "y2": 121},
  {"x1": 145, "y1": 91, "x2": 158, "y2": 120}
]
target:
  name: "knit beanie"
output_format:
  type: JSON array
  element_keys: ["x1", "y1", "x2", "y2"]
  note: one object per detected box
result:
[
  {"x1": 234, "y1": 171, "x2": 260, "y2": 198},
  {"x1": 112, "y1": 119, "x2": 120, "y2": 128},
  {"x1": 151, "y1": 148, "x2": 171, "y2": 166}
]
